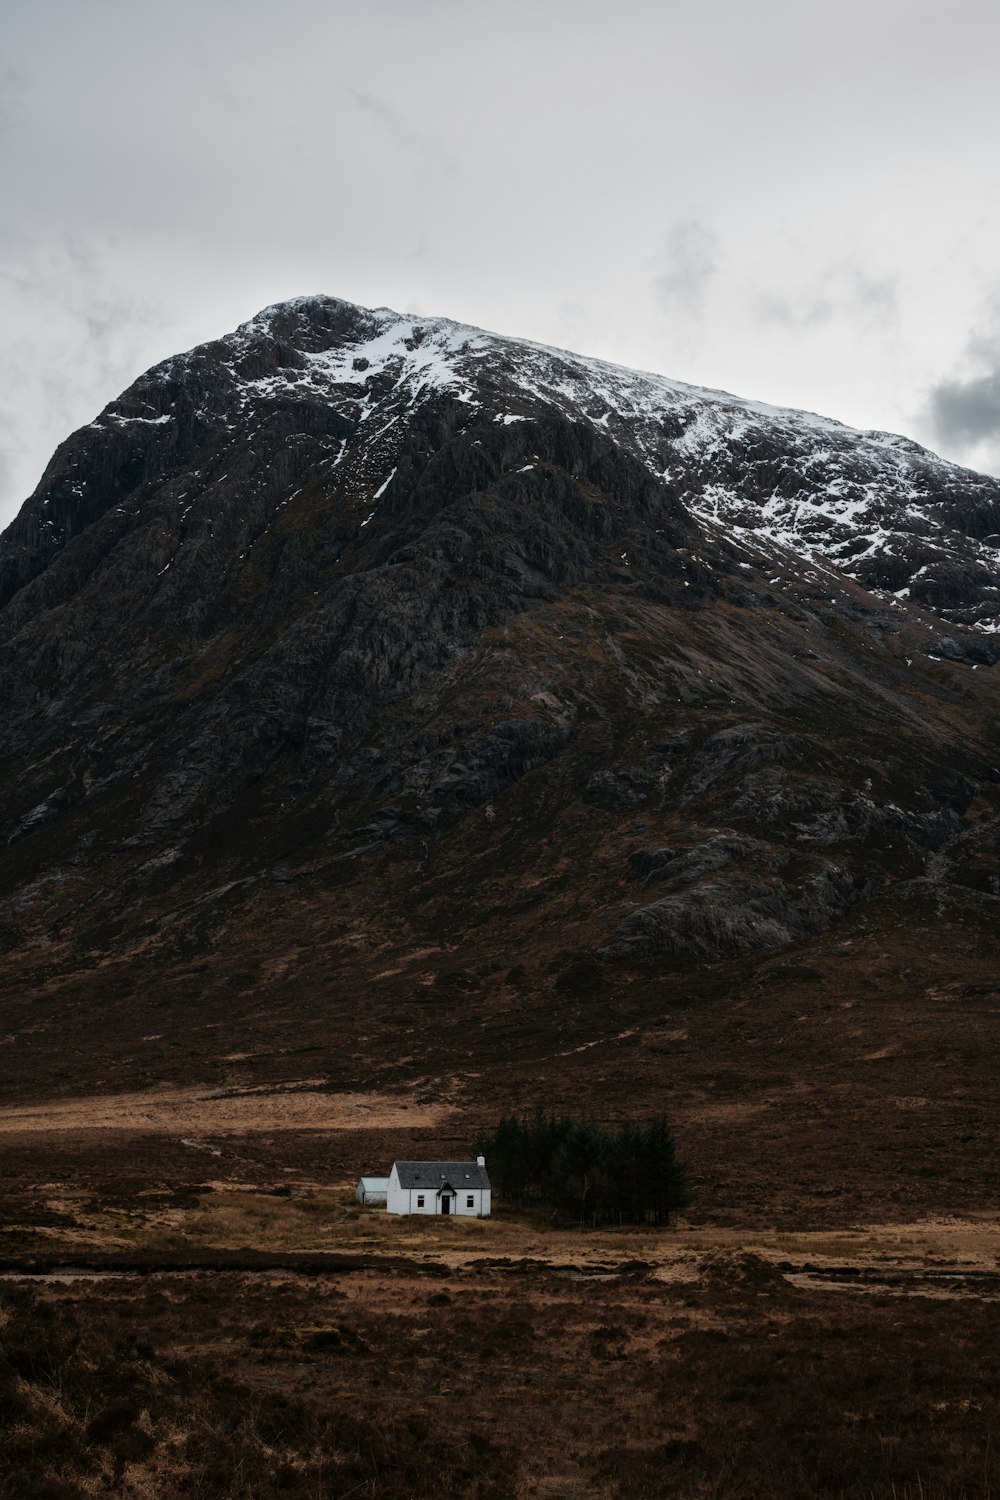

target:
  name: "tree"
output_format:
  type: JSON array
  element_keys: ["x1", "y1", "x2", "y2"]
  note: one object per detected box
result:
[{"x1": 475, "y1": 1110, "x2": 688, "y2": 1226}]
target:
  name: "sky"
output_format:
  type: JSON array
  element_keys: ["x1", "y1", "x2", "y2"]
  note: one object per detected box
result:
[{"x1": 3, "y1": 0, "x2": 1000, "y2": 528}]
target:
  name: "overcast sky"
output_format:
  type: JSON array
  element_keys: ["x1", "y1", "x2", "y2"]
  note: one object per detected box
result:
[{"x1": 3, "y1": 0, "x2": 1000, "y2": 528}]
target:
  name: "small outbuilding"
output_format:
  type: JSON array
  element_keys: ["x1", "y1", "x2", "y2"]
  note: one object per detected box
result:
[
  {"x1": 354, "y1": 1175, "x2": 390, "y2": 1206},
  {"x1": 386, "y1": 1157, "x2": 491, "y2": 1217}
]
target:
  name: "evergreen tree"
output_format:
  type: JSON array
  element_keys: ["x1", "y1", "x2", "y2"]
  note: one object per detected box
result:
[{"x1": 475, "y1": 1110, "x2": 688, "y2": 1226}]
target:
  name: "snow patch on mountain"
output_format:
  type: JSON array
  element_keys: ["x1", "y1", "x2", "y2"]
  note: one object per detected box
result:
[{"x1": 92, "y1": 295, "x2": 1000, "y2": 632}]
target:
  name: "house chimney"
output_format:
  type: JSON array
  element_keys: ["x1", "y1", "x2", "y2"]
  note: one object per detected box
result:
[{"x1": 476, "y1": 1155, "x2": 485, "y2": 1167}]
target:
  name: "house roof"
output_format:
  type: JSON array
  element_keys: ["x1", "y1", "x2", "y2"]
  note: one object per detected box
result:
[
  {"x1": 392, "y1": 1160, "x2": 490, "y2": 1190},
  {"x1": 357, "y1": 1177, "x2": 390, "y2": 1190}
]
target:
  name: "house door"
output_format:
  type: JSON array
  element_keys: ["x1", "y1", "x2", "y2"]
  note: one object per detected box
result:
[{"x1": 440, "y1": 1194, "x2": 451, "y2": 1215}]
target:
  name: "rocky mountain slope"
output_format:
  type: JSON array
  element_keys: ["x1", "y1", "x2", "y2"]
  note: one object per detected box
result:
[{"x1": 1, "y1": 296, "x2": 999, "y2": 1145}]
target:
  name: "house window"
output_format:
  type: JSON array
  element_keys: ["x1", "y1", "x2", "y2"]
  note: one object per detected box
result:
[
  {"x1": 417, "y1": 1195, "x2": 425, "y2": 1207},
  {"x1": 467, "y1": 1195, "x2": 474, "y2": 1208}
]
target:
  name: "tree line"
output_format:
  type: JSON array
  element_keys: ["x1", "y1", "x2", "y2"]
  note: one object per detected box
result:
[{"x1": 475, "y1": 1111, "x2": 689, "y2": 1226}]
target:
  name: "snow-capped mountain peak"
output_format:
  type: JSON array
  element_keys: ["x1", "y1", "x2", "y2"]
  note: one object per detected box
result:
[{"x1": 194, "y1": 295, "x2": 1000, "y2": 631}]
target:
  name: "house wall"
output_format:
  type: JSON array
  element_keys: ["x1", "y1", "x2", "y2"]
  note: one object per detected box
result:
[
  {"x1": 387, "y1": 1168, "x2": 433, "y2": 1216},
  {"x1": 355, "y1": 1179, "x2": 389, "y2": 1206},
  {"x1": 385, "y1": 1171, "x2": 491, "y2": 1217},
  {"x1": 386, "y1": 1179, "x2": 438, "y2": 1215},
  {"x1": 452, "y1": 1188, "x2": 490, "y2": 1216}
]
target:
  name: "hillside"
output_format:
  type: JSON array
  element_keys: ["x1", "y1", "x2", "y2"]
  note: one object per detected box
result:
[{"x1": 2, "y1": 296, "x2": 1000, "y2": 1224}]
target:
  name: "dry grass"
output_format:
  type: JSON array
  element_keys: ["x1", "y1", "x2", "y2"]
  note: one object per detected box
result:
[
  {"x1": 0, "y1": 1085, "x2": 451, "y2": 1134},
  {"x1": 8, "y1": 1163, "x2": 1000, "y2": 1278},
  {"x1": 4, "y1": 1249, "x2": 1000, "y2": 1498},
  {"x1": 4, "y1": 1104, "x2": 1000, "y2": 1494}
]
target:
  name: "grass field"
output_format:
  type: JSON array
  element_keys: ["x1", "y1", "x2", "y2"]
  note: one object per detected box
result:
[{"x1": 3, "y1": 1093, "x2": 1000, "y2": 1498}]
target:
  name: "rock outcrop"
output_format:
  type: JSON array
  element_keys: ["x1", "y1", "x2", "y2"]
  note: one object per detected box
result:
[{"x1": 2, "y1": 294, "x2": 999, "y2": 989}]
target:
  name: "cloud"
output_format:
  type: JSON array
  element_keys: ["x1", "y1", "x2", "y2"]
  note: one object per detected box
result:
[
  {"x1": 921, "y1": 293, "x2": 1000, "y2": 475},
  {"x1": 0, "y1": 426, "x2": 15, "y2": 505},
  {"x1": 0, "y1": 58, "x2": 28, "y2": 142},
  {"x1": 0, "y1": 237, "x2": 166, "y2": 401},
  {"x1": 655, "y1": 220, "x2": 719, "y2": 311},
  {"x1": 0, "y1": 234, "x2": 170, "y2": 522},
  {"x1": 338, "y1": 84, "x2": 460, "y2": 175},
  {"x1": 927, "y1": 367, "x2": 1000, "y2": 448},
  {"x1": 755, "y1": 260, "x2": 898, "y2": 331}
]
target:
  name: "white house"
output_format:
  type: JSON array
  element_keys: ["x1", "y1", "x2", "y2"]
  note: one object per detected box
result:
[
  {"x1": 354, "y1": 1175, "x2": 390, "y2": 1206},
  {"x1": 386, "y1": 1157, "x2": 491, "y2": 1217}
]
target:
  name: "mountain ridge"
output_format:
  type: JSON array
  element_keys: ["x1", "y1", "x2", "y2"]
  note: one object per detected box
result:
[
  {"x1": 1, "y1": 298, "x2": 999, "y2": 1182},
  {"x1": 5, "y1": 295, "x2": 1000, "y2": 629}
]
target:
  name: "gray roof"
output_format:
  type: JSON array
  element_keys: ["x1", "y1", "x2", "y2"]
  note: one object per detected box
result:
[
  {"x1": 393, "y1": 1160, "x2": 490, "y2": 1190},
  {"x1": 357, "y1": 1176, "x2": 390, "y2": 1190}
]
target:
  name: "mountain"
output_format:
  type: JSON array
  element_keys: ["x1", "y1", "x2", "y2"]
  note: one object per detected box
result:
[{"x1": 2, "y1": 295, "x2": 1000, "y2": 1220}]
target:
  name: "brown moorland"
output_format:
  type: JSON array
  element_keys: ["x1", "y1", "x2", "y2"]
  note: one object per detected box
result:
[{"x1": 4, "y1": 299, "x2": 1000, "y2": 1495}]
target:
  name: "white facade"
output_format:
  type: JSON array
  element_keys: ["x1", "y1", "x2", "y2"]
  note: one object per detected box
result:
[
  {"x1": 355, "y1": 1176, "x2": 389, "y2": 1206},
  {"x1": 386, "y1": 1158, "x2": 491, "y2": 1217}
]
